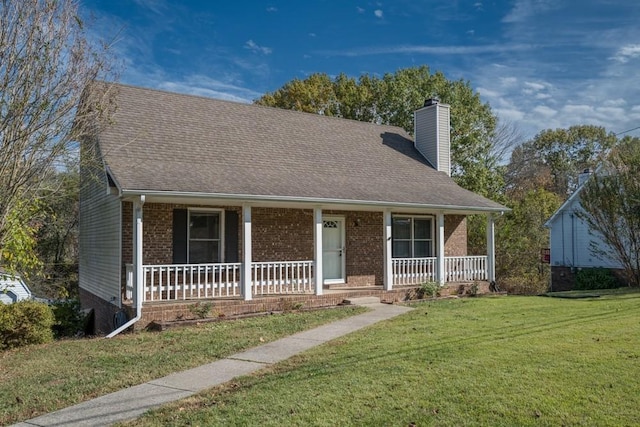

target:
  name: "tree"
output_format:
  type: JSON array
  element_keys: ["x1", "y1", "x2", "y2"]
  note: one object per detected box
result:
[
  {"x1": 35, "y1": 170, "x2": 80, "y2": 298},
  {"x1": 576, "y1": 136, "x2": 640, "y2": 287},
  {"x1": 256, "y1": 66, "x2": 503, "y2": 200},
  {"x1": 0, "y1": 0, "x2": 114, "y2": 274},
  {"x1": 495, "y1": 189, "x2": 562, "y2": 294},
  {"x1": 506, "y1": 125, "x2": 617, "y2": 198}
]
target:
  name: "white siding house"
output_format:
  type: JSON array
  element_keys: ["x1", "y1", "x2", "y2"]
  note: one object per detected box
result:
[
  {"x1": 0, "y1": 272, "x2": 32, "y2": 304},
  {"x1": 545, "y1": 172, "x2": 623, "y2": 289},
  {"x1": 79, "y1": 140, "x2": 122, "y2": 305}
]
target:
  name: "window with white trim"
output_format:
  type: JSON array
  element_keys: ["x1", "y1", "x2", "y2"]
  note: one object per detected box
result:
[
  {"x1": 188, "y1": 211, "x2": 221, "y2": 263},
  {"x1": 392, "y1": 216, "x2": 434, "y2": 258}
]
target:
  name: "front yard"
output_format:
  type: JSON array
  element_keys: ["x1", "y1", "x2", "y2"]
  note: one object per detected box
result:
[
  {"x1": 125, "y1": 290, "x2": 640, "y2": 426},
  {"x1": 0, "y1": 306, "x2": 365, "y2": 425}
]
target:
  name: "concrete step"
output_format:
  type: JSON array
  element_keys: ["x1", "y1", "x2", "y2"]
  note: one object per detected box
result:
[{"x1": 342, "y1": 296, "x2": 381, "y2": 305}]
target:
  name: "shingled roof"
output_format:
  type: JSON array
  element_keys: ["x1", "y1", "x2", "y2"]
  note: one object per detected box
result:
[{"x1": 94, "y1": 83, "x2": 505, "y2": 212}]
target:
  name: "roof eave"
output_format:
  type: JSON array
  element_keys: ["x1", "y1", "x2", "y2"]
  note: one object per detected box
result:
[{"x1": 120, "y1": 189, "x2": 509, "y2": 214}]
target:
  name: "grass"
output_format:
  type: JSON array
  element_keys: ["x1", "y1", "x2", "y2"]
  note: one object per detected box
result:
[
  {"x1": 0, "y1": 305, "x2": 366, "y2": 425},
  {"x1": 123, "y1": 290, "x2": 640, "y2": 426}
]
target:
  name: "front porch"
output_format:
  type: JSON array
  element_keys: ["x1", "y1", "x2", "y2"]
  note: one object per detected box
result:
[
  {"x1": 123, "y1": 200, "x2": 497, "y2": 309},
  {"x1": 126, "y1": 255, "x2": 488, "y2": 303}
]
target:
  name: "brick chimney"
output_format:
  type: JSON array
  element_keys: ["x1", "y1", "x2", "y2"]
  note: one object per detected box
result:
[{"x1": 414, "y1": 98, "x2": 451, "y2": 176}]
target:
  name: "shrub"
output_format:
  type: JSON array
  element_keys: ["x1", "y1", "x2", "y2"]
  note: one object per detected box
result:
[
  {"x1": 417, "y1": 281, "x2": 440, "y2": 299},
  {"x1": 51, "y1": 298, "x2": 86, "y2": 338},
  {"x1": 188, "y1": 302, "x2": 212, "y2": 319},
  {"x1": 499, "y1": 274, "x2": 549, "y2": 295},
  {"x1": 575, "y1": 268, "x2": 620, "y2": 290},
  {"x1": 0, "y1": 300, "x2": 54, "y2": 350}
]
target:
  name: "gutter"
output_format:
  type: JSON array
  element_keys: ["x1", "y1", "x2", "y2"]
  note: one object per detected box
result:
[
  {"x1": 119, "y1": 189, "x2": 509, "y2": 214},
  {"x1": 106, "y1": 195, "x2": 145, "y2": 338}
]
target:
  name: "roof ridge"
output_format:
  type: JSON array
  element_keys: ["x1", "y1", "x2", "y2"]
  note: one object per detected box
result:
[{"x1": 106, "y1": 81, "x2": 410, "y2": 134}]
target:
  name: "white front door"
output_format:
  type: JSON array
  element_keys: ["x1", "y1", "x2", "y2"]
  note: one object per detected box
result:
[{"x1": 322, "y1": 217, "x2": 345, "y2": 284}]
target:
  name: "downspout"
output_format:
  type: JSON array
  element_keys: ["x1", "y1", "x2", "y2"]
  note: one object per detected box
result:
[
  {"x1": 570, "y1": 212, "x2": 576, "y2": 269},
  {"x1": 107, "y1": 195, "x2": 145, "y2": 338}
]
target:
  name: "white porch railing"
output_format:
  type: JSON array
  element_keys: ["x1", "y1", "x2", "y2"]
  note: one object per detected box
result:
[
  {"x1": 252, "y1": 261, "x2": 314, "y2": 295},
  {"x1": 392, "y1": 256, "x2": 488, "y2": 285},
  {"x1": 142, "y1": 263, "x2": 242, "y2": 302},
  {"x1": 125, "y1": 264, "x2": 134, "y2": 300},
  {"x1": 392, "y1": 257, "x2": 437, "y2": 285},
  {"x1": 126, "y1": 256, "x2": 487, "y2": 302},
  {"x1": 127, "y1": 261, "x2": 315, "y2": 302},
  {"x1": 445, "y1": 256, "x2": 487, "y2": 282}
]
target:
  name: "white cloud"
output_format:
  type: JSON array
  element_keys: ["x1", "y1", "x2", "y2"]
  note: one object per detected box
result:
[
  {"x1": 374, "y1": 9, "x2": 383, "y2": 18},
  {"x1": 532, "y1": 105, "x2": 556, "y2": 118},
  {"x1": 266, "y1": 6, "x2": 277, "y2": 12},
  {"x1": 476, "y1": 86, "x2": 501, "y2": 98},
  {"x1": 610, "y1": 44, "x2": 640, "y2": 63},
  {"x1": 244, "y1": 39, "x2": 272, "y2": 55},
  {"x1": 502, "y1": 0, "x2": 557, "y2": 23},
  {"x1": 319, "y1": 43, "x2": 533, "y2": 57},
  {"x1": 500, "y1": 76, "x2": 517, "y2": 84},
  {"x1": 356, "y1": 6, "x2": 365, "y2": 14},
  {"x1": 132, "y1": 0, "x2": 167, "y2": 15},
  {"x1": 157, "y1": 75, "x2": 263, "y2": 103}
]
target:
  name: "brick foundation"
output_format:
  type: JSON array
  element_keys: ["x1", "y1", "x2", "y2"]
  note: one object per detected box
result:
[
  {"x1": 79, "y1": 288, "x2": 122, "y2": 335},
  {"x1": 551, "y1": 266, "x2": 627, "y2": 291}
]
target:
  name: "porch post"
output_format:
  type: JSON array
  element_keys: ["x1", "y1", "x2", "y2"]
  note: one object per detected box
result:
[
  {"x1": 436, "y1": 212, "x2": 445, "y2": 285},
  {"x1": 242, "y1": 204, "x2": 253, "y2": 301},
  {"x1": 486, "y1": 214, "x2": 496, "y2": 282},
  {"x1": 383, "y1": 209, "x2": 393, "y2": 290},
  {"x1": 314, "y1": 207, "x2": 323, "y2": 295},
  {"x1": 133, "y1": 195, "x2": 145, "y2": 309}
]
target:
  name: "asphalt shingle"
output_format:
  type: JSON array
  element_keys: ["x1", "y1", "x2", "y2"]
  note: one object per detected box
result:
[{"x1": 95, "y1": 83, "x2": 505, "y2": 211}]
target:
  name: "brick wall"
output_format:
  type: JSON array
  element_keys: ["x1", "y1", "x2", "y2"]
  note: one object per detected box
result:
[
  {"x1": 252, "y1": 208, "x2": 313, "y2": 261},
  {"x1": 328, "y1": 210, "x2": 384, "y2": 286},
  {"x1": 444, "y1": 215, "x2": 467, "y2": 256}
]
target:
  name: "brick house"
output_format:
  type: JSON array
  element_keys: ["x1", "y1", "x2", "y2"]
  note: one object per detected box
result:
[{"x1": 79, "y1": 83, "x2": 507, "y2": 335}]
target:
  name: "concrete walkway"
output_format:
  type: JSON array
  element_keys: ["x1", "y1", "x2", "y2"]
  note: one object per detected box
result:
[{"x1": 14, "y1": 299, "x2": 412, "y2": 427}]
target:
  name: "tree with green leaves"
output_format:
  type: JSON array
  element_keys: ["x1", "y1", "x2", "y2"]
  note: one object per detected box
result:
[
  {"x1": 256, "y1": 66, "x2": 503, "y2": 199},
  {"x1": 0, "y1": 0, "x2": 114, "y2": 275},
  {"x1": 494, "y1": 188, "x2": 563, "y2": 293},
  {"x1": 506, "y1": 125, "x2": 617, "y2": 198},
  {"x1": 576, "y1": 136, "x2": 640, "y2": 287}
]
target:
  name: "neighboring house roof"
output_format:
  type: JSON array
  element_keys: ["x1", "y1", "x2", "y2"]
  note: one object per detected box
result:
[
  {"x1": 94, "y1": 83, "x2": 506, "y2": 212},
  {"x1": 545, "y1": 169, "x2": 596, "y2": 227},
  {"x1": 0, "y1": 270, "x2": 32, "y2": 304}
]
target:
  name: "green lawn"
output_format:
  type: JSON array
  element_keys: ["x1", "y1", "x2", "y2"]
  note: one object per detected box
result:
[
  {"x1": 0, "y1": 306, "x2": 365, "y2": 425},
  {"x1": 124, "y1": 290, "x2": 640, "y2": 427}
]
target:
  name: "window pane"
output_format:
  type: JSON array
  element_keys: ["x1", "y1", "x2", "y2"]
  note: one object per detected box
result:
[
  {"x1": 190, "y1": 213, "x2": 220, "y2": 239},
  {"x1": 393, "y1": 217, "x2": 411, "y2": 239},
  {"x1": 393, "y1": 241, "x2": 411, "y2": 258},
  {"x1": 414, "y1": 241, "x2": 432, "y2": 258},
  {"x1": 414, "y1": 219, "x2": 431, "y2": 239},
  {"x1": 189, "y1": 241, "x2": 219, "y2": 263}
]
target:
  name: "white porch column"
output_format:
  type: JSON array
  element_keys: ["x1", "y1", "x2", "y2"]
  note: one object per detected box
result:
[
  {"x1": 436, "y1": 212, "x2": 445, "y2": 285},
  {"x1": 133, "y1": 195, "x2": 145, "y2": 308},
  {"x1": 242, "y1": 204, "x2": 253, "y2": 301},
  {"x1": 314, "y1": 207, "x2": 323, "y2": 295},
  {"x1": 383, "y1": 209, "x2": 393, "y2": 290},
  {"x1": 486, "y1": 214, "x2": 496, "y2": 283}
]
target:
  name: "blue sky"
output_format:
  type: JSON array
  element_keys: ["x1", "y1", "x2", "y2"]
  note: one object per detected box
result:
[{"x1": 82, "y1": 0, "x2": 640, "y2": 141}]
